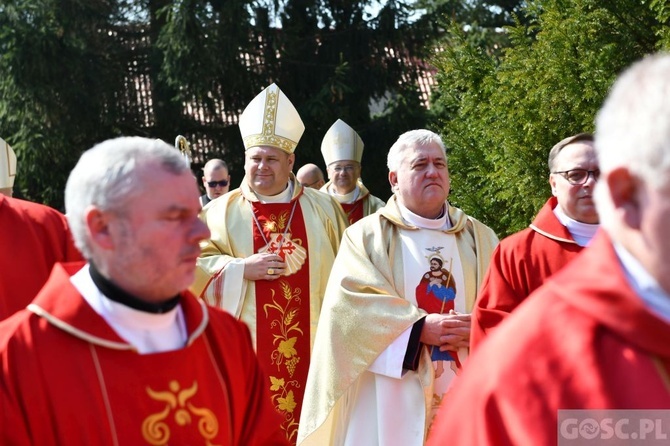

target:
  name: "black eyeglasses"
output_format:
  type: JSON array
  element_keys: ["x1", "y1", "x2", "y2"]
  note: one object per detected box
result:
[
  {"x1": 207, "y1": 180, "x2": 229, "y2": 188},
  {"x1": 552, "y1": 169, "x2": 600, "y2": 185}
]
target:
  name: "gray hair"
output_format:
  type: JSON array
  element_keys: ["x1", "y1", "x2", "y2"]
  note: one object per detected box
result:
[
  {"x1": 387, "y1": 129, "x2": 446, "y2": 172},
  {"x1": 65, "y1": 136, "x2": 190, "y2": 258},
  {"x1": 594, "y1": 54, "x2": 670, "y2": 222}
]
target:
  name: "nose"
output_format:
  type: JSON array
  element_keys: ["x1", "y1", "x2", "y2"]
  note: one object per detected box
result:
[{"x1": 426, "y1": 162, "x2": 439, "y2": 178}]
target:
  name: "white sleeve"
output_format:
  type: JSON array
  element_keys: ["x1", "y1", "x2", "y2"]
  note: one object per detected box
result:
[
  {"x1": 367, "y1": 325, "x2": 413, "y2": 379},
  {"x1": 202, "y1": 258, "x2": 248, "y2": 318}
]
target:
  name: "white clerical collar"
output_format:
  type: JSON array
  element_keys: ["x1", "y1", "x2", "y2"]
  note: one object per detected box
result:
[
  {"x1": 397, "y1": 201, "x2": 451, "y2": 230},
  {"x1": 613, "y1": 242, "x2": 670, "y2": 324},
  {"x1": 256, "y1": 182, "x2": 293, "y2": 203},
  {"x1": 329, "y1": 184, "x2": 360, "y2": 204},
  {"x1": 70, "y1": 264, "x2": 187, "y2": 354},
  {"x1": 553, "y1": 205, "x2": 599, "y2": 247}
]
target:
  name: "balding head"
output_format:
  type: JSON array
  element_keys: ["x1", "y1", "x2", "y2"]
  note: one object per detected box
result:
[
  {"x1": 202, "y1": 158, "x2": 230, "y2": 199},
  {"x1": 296, "y1": 163, "x2": 325, "y2": 189}
]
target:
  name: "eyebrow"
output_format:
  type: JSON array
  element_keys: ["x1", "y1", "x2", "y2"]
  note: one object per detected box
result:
[
  {"x1": 160, "y1": 204, "x2": 197, "y2": 215},
  {"x1": 409, "y1": 157, "x2": 428, "y2": 165}
]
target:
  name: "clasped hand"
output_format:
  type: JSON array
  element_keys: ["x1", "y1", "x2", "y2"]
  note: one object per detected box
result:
[{"x1": 420, "y1": 311, "x2": 471, "y2": 351}]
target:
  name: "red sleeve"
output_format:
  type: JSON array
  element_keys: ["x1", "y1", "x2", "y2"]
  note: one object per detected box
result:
[{"x1": 471, "y1": 242, "x2": 526, "y2": 350}]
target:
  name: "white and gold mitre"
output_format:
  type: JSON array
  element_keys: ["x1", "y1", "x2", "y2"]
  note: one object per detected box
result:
[
  {"x1": 0, "y1": 137, "x2": 17, "y2": 189},
  {"x1": 238, "y1": 83, "x2": 305, "y2": 154},
  {"x1": 320, "y1": 119, "x2": 364, "y2": 166}
]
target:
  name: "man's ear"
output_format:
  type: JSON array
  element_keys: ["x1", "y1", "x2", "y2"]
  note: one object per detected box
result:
[
  {"x1": 389, "y1": 171, "x2": 398, "y2": 191},
  {"x1": 549, "y1": 173, "x2": 558, "y2": 196},
  {"x1": 607, "y1": 167, "x2": 642, "y2": 230},
  {"x1": 86, "y1": 207, "x2": 115, "y2": 250}
]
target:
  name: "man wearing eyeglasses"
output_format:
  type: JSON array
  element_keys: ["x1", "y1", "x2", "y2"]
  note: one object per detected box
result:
[
  {"x1": 471, "y1": 132, "x2": 600, "y2": 349},
  {"x1": 320, "y1": 119, "x2": 385, "y2": 224},
  {"x1": 200, "y1": 158, "x2": 230, "y2": 207},
  {"x1": 429, "y1": 53, "x2": 670, "y2": 446}
]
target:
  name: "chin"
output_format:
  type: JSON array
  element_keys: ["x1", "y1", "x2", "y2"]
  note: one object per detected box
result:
[
  {"x1": 176, "y1": 266, "x2": 196, "y2": 281},
  {"x1": 254, "y1": 182, "x2": 275, "y2": 194}
]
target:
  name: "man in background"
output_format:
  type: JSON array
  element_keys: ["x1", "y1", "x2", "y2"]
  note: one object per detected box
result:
[
  {"x1": 320, "y1": 119, "x2": 385, "y2": 224},
  {"x1": 298, "y1": 129, "x2": 498, "y2": 445},
  {"x1": 0, "y1": 136, "x2": 287, "y2": 445},
  {"x1": 0, "y1": 136, "x2": 83, "y2": 321},
  {"x1": 200, "y1": 158, "x2": 230, "y2": 207},
  {"x1": 296, "y1": 163, "x2": 325, "y2": 189},
  {"x1": 471, "y1": 133, "x2": 599, "y2": 349},
  {"x1": 429, "y1": 53, "x2": 670, "y2": 446},
  {"x1": 193, "y1": 84, "x2": 347, "y2": 444}
]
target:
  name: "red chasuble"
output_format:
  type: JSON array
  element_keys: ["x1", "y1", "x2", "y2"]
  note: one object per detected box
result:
[
  {"x1": 251, "y1": 200, "x2": 311, "y2": 444},
  {"x1": 428, "y1": 232, "x2": 670, "y2": 446},
  {"x1": 0, "y1": 263, "x2": 288, "y2": 446},
  {"x1": 471, "y1": 197, "x2": 584, "y2": 350},
  {"x1": 0, "y1": 195, "x2": 83, "y2": 320}
]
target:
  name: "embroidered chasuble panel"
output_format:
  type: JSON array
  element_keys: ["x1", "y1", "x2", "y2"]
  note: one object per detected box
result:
[
  {"x1": 252, "y1": 201, "x2": 311, "y2": 445},
  {"x1": 79, "y1": 342, "x2": 232, "y2": 445},
  {"x1": 399, "y1": 229, "x2": 467, "y2": 422},
  {"x1": 340, "y1": 201, "x2": 364, "y2": 225}
]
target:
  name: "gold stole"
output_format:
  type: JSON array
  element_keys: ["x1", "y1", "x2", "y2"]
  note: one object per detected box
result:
[{"x1": 252, "y1": 201, "x2": 310, "y2": 444}]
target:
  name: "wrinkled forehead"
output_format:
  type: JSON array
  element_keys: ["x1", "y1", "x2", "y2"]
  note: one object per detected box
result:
[
  {"x1": 403, "y1": 142, "x2": 447, "y2": 164},
  {"x1": 128, "y1": 165, "x2": 200, "y2": 204}
]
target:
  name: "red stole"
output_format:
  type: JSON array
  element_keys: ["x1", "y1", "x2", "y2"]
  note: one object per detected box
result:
[
  {"x1": 252, "y1": 201, "x2": 311, "y2": 444},
  {"x1": 340, "y1": 200, "x2": 364, "y2": 224}
]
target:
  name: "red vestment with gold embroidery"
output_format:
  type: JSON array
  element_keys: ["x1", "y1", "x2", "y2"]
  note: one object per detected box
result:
[
  {"x1": 0, "y1": 263, "x2": 287, "y2": 446},
  {"x1": 251, "y1": 201, "x2": 311, "y2": 443}
]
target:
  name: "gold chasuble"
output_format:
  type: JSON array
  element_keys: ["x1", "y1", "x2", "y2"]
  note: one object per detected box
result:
[
  {"x1": 297, "y1": 196, "x2": 498, "y2": 445},
  {"x1": 251, "y1": 200, "x2": 311, "y2": 439},
  {"x1": 193, "y1": 176, "x2": 348, "y2": 445}
]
